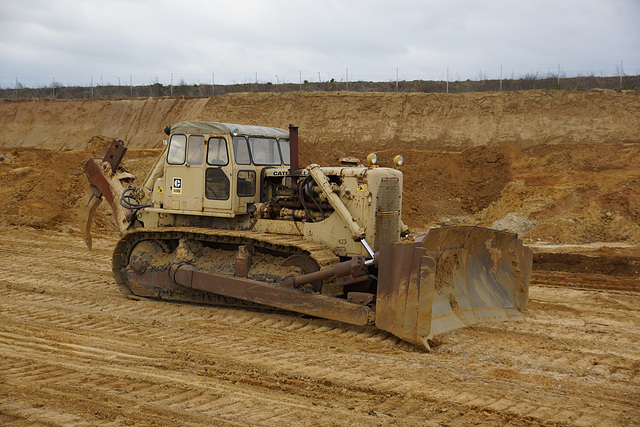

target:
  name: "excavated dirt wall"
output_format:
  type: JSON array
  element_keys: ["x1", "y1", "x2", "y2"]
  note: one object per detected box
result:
[
  {"x1": 1, "y1": 89, "x2": 639, "y2": 152},
  {"x1": 1, "y1": 90, "x2": 639, "y2": 246}
]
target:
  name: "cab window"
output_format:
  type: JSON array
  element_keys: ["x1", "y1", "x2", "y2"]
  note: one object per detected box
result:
[
  {"x1": 233, "y1": 136, "x2": 251, "y2": 165},
  {"x1": 248, "y1": 137, "x2": 281, "y2": 165},
  {"x1": 278, "y1": 139, "x2": 290, "y2": 165},
  {"x1": 167, "y1": 134, "x2": 186, "y2": 165},
  {"x1": 207, "y1": 137, "x2": 229, "y2": 165},
  {"x1": 187, "y1": 135, "x2": 204, "y2": 165},
  {"x1": 205, "y1": 168, "x2": 230, "y2": 200},
  {"x1": 237, "y1": 170, "x2": 256, "y2": 197}
]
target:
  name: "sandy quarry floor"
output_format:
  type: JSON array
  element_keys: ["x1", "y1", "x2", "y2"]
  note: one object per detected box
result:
[
  {"x1": 0, "y1": 228, "x2": 638, "y2": 426},
  {"x1": 0, "y1": 91, "x2": 639, "y2": 425}
]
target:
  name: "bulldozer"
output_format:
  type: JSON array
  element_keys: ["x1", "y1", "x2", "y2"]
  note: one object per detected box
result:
[{"x1": 79, "y1": 121, "x2": 532, "y2": 351}]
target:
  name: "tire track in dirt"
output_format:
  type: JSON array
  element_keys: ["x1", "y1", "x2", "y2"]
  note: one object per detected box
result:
[
  {"x1": 1, "y1": 288, "x2": 632, "y2": 427},
  {"x1": 0, "y1": 323, "x2": 464, "y2": 426},
  {"x1": 0, "y1": 329, "x2": 369, "y2": 425},
  {"x1": 1, "y1": 227, "x2": 639, "y2": 425}
]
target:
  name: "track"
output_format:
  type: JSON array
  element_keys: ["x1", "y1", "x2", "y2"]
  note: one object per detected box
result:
[
  {"x1": 112, "y1": 227, "x2": 339, "y2": 302},
  {"x1": 1, "y1": 227, "x2": 639, "y2": 426}
]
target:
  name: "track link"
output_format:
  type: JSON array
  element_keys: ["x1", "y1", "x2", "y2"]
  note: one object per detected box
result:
[{"x1": 112, "y1": 227, "x2": 340, "y2": 306}]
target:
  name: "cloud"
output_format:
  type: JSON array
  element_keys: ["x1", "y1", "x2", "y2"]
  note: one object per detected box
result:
[{"x1": 0, "y1": 0, "x2": 638, "y2": 87}]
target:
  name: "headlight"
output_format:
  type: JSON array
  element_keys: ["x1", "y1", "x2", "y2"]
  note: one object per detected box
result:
[
  {"x1": 393, "y1": 155, "x2": 404, "y2": 168},
  {"x1": 367, "y1": 153, "x2": 377, "y2": 166}
]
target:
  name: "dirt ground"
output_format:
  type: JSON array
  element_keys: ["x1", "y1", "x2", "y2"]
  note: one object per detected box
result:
[
  {"x1": 1, "y1": 229, "x2": 638, "y2": 426},
  {"x1": 0, "y1": 92, "x2": 639, "y2": 425}
]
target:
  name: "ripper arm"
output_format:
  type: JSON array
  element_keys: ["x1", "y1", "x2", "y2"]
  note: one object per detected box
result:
[{"x1": 78, "y1": 139, "x2": 135, "y2": 249}]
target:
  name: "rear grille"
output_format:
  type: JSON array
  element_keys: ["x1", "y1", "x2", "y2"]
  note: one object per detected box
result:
[{"x1": 374, "y1": 178, "x2": 401, "y2": 249}]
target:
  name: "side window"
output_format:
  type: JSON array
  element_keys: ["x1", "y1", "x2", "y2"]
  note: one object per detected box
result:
[
  {"x1": 237, "y1": 170, "x2": 256, "y2": 197},
  {"x1": 248, "y1": 137, "x2": 281, "y2": 165},
  {"x1": 205, "y1": 168, "x2": 230, "y2": 200},
  {"x1": 279, "y1": 139, "x2": 290, "y2": 165},
  {"x1": 233, "y1": 136, "x2": 251, "y2": 165},
  {"x1": 207, "y1": 137, "x2": 229, "y2": 165},
  {"x1": 187, "y1": 135, "x2": 204, "y2": 165},
  {"x1": 167, "y1": 134, "x2": 186, "y2": 165}
]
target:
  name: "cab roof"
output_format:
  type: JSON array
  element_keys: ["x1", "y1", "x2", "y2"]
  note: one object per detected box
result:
[{"x1": 170, "y1": 121, "x2": 289, "y2": 139}]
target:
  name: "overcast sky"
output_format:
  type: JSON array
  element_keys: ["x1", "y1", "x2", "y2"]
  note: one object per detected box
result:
[{"x1": 1, "y1": 0, "x2": 639, "y2": 87}]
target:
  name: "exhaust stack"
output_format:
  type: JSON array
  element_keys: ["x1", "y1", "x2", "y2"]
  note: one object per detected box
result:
[{"x1": 289, "y1": 124, "x2": 299, "y2": 175}]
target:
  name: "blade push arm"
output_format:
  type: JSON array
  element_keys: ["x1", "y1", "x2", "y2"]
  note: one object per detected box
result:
[{"x1": 307, "y1": 164, "x2": 365, "y2": 241}]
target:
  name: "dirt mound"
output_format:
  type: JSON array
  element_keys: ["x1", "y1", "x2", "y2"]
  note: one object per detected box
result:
[
  {"x1": 0, "y1": 147, "x2": 89, "y2": 231},
  {"x1": 307, "y1": 139, "x2": 640, "y2": 245},
  {"x1": 0, "y1": 137, "x2": 159, "y2": 234},
  {"x1": 3, "y1": 137, "x2": 638, "y2": 250},
  {"x1": 472, "y1": 142, "x2": 640, "y2": 245},
  {"x1": 2, "y1": 135, "x2": 639, "y2": 248}
]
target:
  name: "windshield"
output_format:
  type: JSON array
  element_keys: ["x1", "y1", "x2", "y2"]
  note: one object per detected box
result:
[
  {"x1": 187, "y1": 135, "x2": 204, "y2": 165},
  {"x1": 207, "y1": 137, "x2": 229, "y2": 165},
  {"x1": 248, "y1": 137, "x2": 282, "y2": 165},
  {"x1": 233, "y1": 136, "x2": 251, "y2": 165}
]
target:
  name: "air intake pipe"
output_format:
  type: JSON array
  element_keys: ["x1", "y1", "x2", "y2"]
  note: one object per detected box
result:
[{"x1": 289, "y1": 124, "x2": 299, "y2": 189}]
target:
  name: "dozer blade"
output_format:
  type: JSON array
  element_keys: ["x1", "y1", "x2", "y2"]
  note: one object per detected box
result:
[
  {"x1": 376, "y1": 226, "x2": 532, "y2": 351},
  {"x1": 78, "y1": 185, "x2": 103, "y2": 250},
  {"x1": 375, "y1": 242, "x2": 437, "y2": 350}
]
